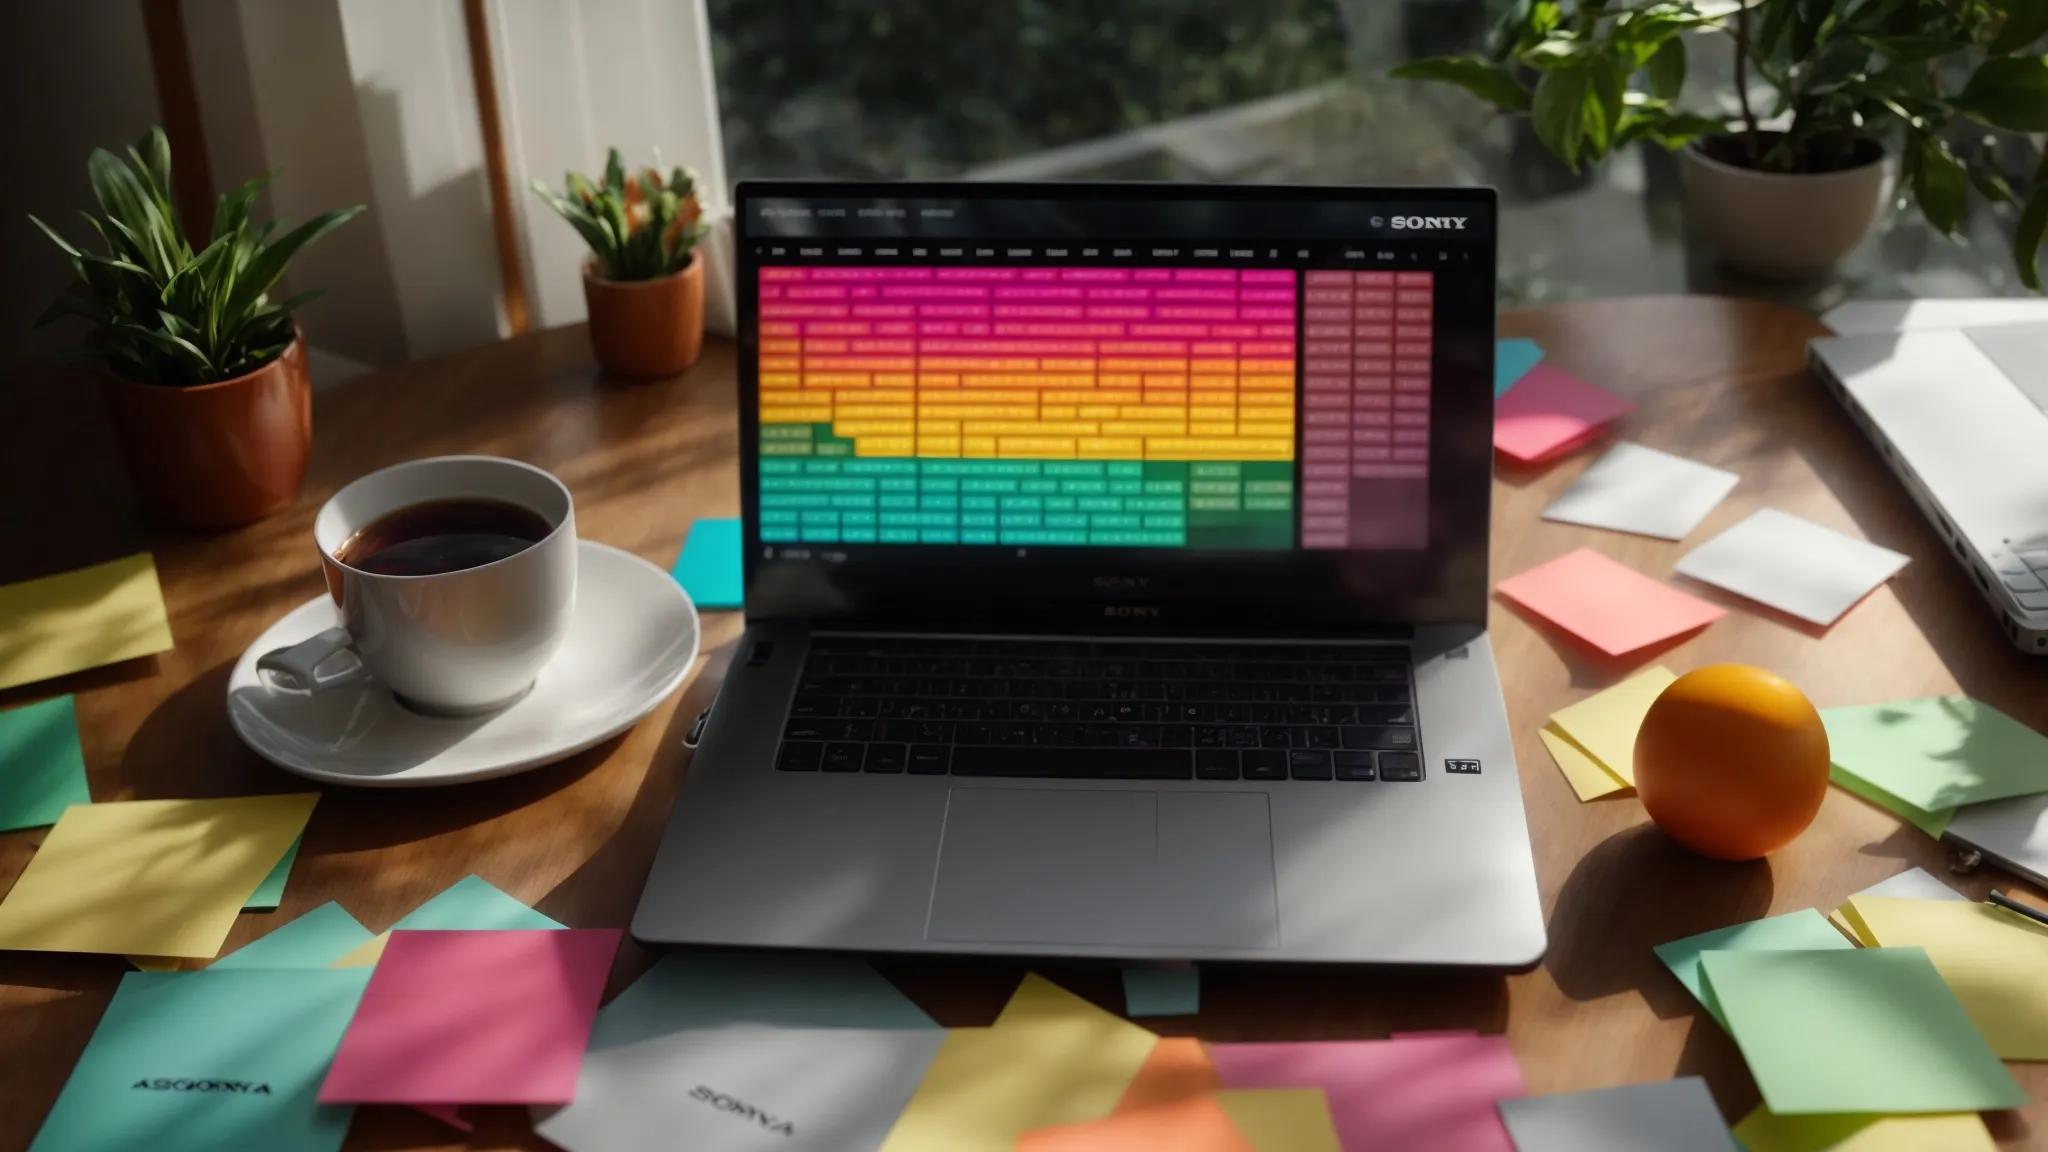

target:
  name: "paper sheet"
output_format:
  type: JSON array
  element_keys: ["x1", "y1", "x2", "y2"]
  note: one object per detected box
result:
[
  {"x1": 1538, "y1": 724, "x2": 1631, "y2": 800},
  {"x1": 1698, "y1": 947, "x2": 2024, "y2": 1115},
  {"x1": 1018, "y1": 1096, "x2": 1255, "y2": 1152},
  {"x1": 25, "y1": 968, "x2": 370, "y2": 1152},
  {"x1": 1546, "y1": 666, "x2": 1678, "y2": 787},
  {"x1": 1674, "y1": 509, "x2": 1907, "y2": 626},
  {"x1": 1494, "y1": 338, "x2": 1545, "y2": 397},
  {"x1": 1822, "y1": 696, "x2": 2048, "y2": 811},
  {"x1": 1827, "y1": 763, "x2": 1955, "y2": 839},
  {"x1": 0, "y1": 794, "x2": 316, "y2": 957},
  {"x1": 1653, "y1": 910, "x2": 1854, "y2": 1028},
  {"x1": 587, "y1": 951, "x2": 935, "y2": 1051},
  {"x1": 1731, "y1": 1106, "x2": 1996, "y2": 1152},
  {"x1": 244, "y1": 834, "x2": 301, "y2": 910},
  {"x1": 1541, "y1": 442, "x2": 1738, "y2": 540},
  {"x1": 1214, "y1": 1089, "x2": 1342, "y2": 1152},
  {"x1": 0, "y1": 694, "x2": 90, "y2": 832},
  {"x1": 320, "y1": 928, "x2": 620, "y2": 1105},
  {"x1": 1493, "y1": 365, "x2": 1634, "y2": 464},
  {"x1": 1842, "y1": 896, "x2": 2048, "y2": 1059},
  {"x1": 671, "y1": 517, "x2": 743, "y2": 610},
  {"x1": 329, "y1": 873, "x2": 562, "y2": 968},
  {"x1": 1496, "y1": 1078, "x2": 1739, "y2": 1152},
  {"x1": 0, "y1": 553, "x2": 175, "y2": 691},
  {"x1": 1497, "y1": 550, "x2": 1723, "y2": 657},
  {"x1": 1121, "y1": 964, "x2": 1200, "y2": 1017},
  {"x1": 214, "y1": 902, "x2": 373, "y2": 970},
  {"x1": 1209, "y1": 1034, "x2": 1524, "y2": 1152},
  {"x1": 1114, "y1": 1037, "x2": 1222, "y2": 1114}
]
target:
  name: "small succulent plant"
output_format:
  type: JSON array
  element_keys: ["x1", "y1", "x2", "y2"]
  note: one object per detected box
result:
[{"x1": 530, "y1": 149, "x2": 707, "y2": 281}]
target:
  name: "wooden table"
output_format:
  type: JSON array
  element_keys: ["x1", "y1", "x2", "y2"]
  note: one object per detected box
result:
[{"x1": 2, "y1": 297, "x2": 2043, "y2": 1151}]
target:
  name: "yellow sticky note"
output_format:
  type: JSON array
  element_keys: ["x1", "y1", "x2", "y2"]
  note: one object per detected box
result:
[
  {"x1": 1215, "y1": 1089, "x2": 1341, "y2": 1152},
  {"x1": 880, "y1": 973, "x2": 1157, "y2": 1150},
  {"x1": 1539, "y1": 724, "x2": 1631, "y2": 801},
  {"x1": 1845, "y1": 895, "x2": 2048, "y2": 1059},
  {"x1": 0, "y1": 554, "x2": 174, "y2": 691},
  {"x1": 331, "y1": 932, "x2": 390, "y2": 969},
  {"x1": 1825, "y1": 909, "x2": 1869, "y2": 946},
  {"x1": 1547, "y1": 665, "x2": 1678, "y2": 786},
  {"x1": 0, "y1": 794, "x2": 316, "y2": 958},
  {"x1": 1732, "y1": 1105, "x2": 1994, "y2": 1151}
]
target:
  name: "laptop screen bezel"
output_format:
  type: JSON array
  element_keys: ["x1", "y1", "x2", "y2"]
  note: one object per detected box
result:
[{"x1": 733, "y1": 180, "x2": 1496, "y2": 637}]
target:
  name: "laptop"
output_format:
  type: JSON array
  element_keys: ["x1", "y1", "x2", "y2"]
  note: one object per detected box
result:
[{"x1": 633, "y1": 182, "x2": 1546, "y2": 966}]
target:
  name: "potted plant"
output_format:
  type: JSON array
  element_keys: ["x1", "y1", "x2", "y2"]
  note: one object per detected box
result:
[
  {"x1": 531, "y1": 151, "x2": 708, "y2": 379},
  {"x1": 31, "y1": 127, "x2": 362, "y2": 527},
  {"x1": 1393, "y1": 1, "x2": 2048, "y2": 285}
]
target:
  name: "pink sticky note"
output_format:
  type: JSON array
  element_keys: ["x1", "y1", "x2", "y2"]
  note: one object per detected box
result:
[
  {"x1": 1494, "y1": 364, "x2": 1633, "y2": 464},
  {"x1": 319, "y1": 928, "x2": 620, "y2": 1106},
  {"x1": 1496, "y1": 548, "x2": 1724, "y2": 657},
  {"x1": 1210, "y1": 1035, "x2": 1525, "y2": 1152}
]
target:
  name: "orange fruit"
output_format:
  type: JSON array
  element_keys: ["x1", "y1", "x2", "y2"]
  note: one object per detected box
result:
[{"x1": 1634, "y1": 664, "x2": 1830, "y2": 861}]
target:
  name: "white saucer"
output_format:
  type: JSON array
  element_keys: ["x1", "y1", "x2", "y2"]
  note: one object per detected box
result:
[{"x1": 227, "y1": 540, "x2": 700, "y2": 786}]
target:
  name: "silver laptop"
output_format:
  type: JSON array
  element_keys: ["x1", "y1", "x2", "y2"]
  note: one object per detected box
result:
[{"x1": 633, "y1": 182, "x2": 1546, "y2": 966}]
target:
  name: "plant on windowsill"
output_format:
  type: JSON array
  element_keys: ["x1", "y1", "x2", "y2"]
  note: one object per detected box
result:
[
  {"x1": 531, "y1": 151, "x2": 709, "y2": 379},
  {"x1": 31, "y1": 126, "x2": 363, "y2": 527},
  {"x1": 1392, "y1": 0, "x2": 2048, "y2": 284}
]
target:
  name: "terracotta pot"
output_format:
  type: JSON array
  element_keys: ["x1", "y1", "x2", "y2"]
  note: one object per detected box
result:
[
  {"x1": 1681, "y1": 135, "x2": 1891, "y2": 280},
  {"x1": 582, "y1": 253, "x2": 705, "y2": 379},
  {"x1": 102, "y1": 337, "x2": 312, "y2": 528}
]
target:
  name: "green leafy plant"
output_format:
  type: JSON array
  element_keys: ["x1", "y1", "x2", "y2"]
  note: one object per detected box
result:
[
  {"x1": 31, "y1": 126, "x2": 363, "y2": 387},
  {"x1": 1394, "y1": 1, "x2": 2048, "y2": 289},
  {"x1": 530, "y1": 150, "x2": 707, "y2": 281}
]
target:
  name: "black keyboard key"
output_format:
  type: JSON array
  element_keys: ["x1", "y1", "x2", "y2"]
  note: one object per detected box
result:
[
  {"x1": 788, "y1": 695, "x2": 837, "y2": 718},
  {"x1": 1195, "y1": 749, "x2": 1240, "y2": 780},
  {"x1": 1034, "y1": 724, "x2": 1074, "y2": 747},
  {"x1": 1334, "y1": 750, "x2": 1378, "y2": 780},
  {"x1": 1289, "y1": 749, "x2": 1333, "y2": 779},
  {"x1": 957, "y1": 721, "x2": 992, "y2": 745},
  {"x1": 823, "y1": 742, "x2": 863, "y2": 772},
  {"x1": 1302, "y1": 726, "x2": 1342, "y2": 750},
  {"x1": 1077, "y1": 724, "x2": 1117, "y2": 747},
  {"x1": 908, "y1": 745, "x2": 951, "y2": 774},
  {"x1": 1242, "y1": 749, "x2": 1288, "y2": 781},
  {"x1": 864, "y1": 744, "x2": 907, "y2": 773},
  {"x1": 777, "y1": 742, "x2": 824, "y2": 772},
  {"x1": 830, "y1": 719, "x2": 875, "y2": 741},
  {"x1": 914, "y1": 721, "x2": 953, "y2": 743},
  {"x1": 842, "y1": 697, "x2": 880, "y2": 718},
  {"x1": 1259, "y1": 725, "x2": 1292, "y2": 748},
  {"x1": 1117, "y1": 725, "x2": 1160, "y2": 749},
  {"x1": 995, "y1": 723, "x2": 1034, "y2": 746},
  {"x1": 951, "y1": 746, "x2": 1192, "y2": 780},
  {"x1": 1193, "y1": 725, "x2": 1228, "y2": 748},
  {"x1": 874, "y1": 720, "x2": 915, "y2": 743},
  {"x1": 1379, "y1": 751, "x2": 1423, "y2": 781},
  {"x1": 1156, "y1": 724, "x2": 1192, "y2": 748},
  {"x1": 1226, "y1": 725, "x2": 1262, "y2": 749},
  {"x1": 1342, "y1": 725, "x2": 1417, "y2": 750},
  {"x1": 1358, "y1": 702, "x2": 1416, "y2": 725},
  {"x1": 783, "y1": 718, "x2": 831, "y2": 741}
]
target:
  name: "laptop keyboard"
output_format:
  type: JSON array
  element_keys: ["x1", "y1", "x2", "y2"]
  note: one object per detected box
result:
[{"x1": 774, "y1": 636, "x2": 1423, "y2": 782}]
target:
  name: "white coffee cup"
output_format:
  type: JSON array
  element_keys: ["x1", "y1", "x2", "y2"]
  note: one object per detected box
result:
[{"x1": 258, "y1": 455, "x2": 577, "y2": 714}]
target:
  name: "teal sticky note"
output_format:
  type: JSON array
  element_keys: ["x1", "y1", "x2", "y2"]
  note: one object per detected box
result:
[
  {"x1": 1653, "y1": 910, "x2": 1851, "y2": 1028},
  {"x1": 1495, "y1": 338, "x2": 1545, "y2": 397},
  {"x1": 588, "y1": 951, "x2": 934, "y2": 1050},
  {"x1": 1121, "y1": 964, "x2": 1200, "y2": 1017},
  {"x1": 0, "y1": 695, "x2": 90, "y2": 832},
  {"x1": 215, "y1": 903, "x2": 372, "y2": 970},
  {"x1": 243, "y1": 835, "x2": 302, "y2": 911},
  {"x1": 670, "y1": 517, "x2": 743, "y2": 610},
  {"x1": 1700, "y1": 947, "x2": 2025, "y2": 1115},
  {"x1": 27, "y1": 967, "x2": 372, "y2": 1152},
  {"x1": 394, "y1": 874, "x2": 562, "y2": 932}
]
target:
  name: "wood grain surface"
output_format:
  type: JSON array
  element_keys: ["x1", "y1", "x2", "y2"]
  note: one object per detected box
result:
[{"x1": 0, "y1": 298, "x2": 2041, "y2": 1150}]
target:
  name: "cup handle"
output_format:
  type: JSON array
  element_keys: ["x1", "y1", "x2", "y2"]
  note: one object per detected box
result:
[{"x1": 256, "y1": 627, "x2": 369, "y2": 693}]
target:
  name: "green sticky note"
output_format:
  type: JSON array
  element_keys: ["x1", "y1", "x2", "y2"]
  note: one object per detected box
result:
[
  {"x1": 588, "y1": 952, "x2": 935, "y2": 1050},
  {"x1": 1699, "y1": 947, "x2": 2024, "y2": 1116},
  {"x1": 215, "y1": 902, "x2": 371, "y2": 970},
  {"x1": 1828, "y1": 763, "x2": 1954, "y2": 839},
  {"x1": 0, "y1": 695, "x2": 90, "y2": 832},
  {"x1": 27, "y1": 968, "x2": 371, "y2": 1152},
  {"x1": 1823, "y1": 696, "x2": 2048, "y2": 811},
  {"x1": 395, "y1": 874, "x2": 562, "y2": 932},
  {"x1": 670, "y1": 517, "x2": 743, "y2": 610},
  {"x1": 1654, "y1": 910, "x2": 1852, "y2": 1028},
  {"x1": 1122, "y1": 964, "x2": 1201, "y2": 1017},
  {"x1": 243, "y1": 835, "x2": 301, "y2": 910}
]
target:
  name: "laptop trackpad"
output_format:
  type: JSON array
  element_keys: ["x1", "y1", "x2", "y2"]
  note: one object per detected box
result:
[{"x1": 926, "y1": 787, "x2": 1280, "y2": 949}]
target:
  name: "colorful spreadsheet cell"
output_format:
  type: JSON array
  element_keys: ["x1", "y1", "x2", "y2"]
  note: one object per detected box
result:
[{"x1": 1298, "y1": 269, "x2": 1433, "y2": 551}]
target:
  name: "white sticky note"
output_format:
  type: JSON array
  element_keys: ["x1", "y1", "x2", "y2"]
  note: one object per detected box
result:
[
  {"x1": 1855, "y1": 867, "x2": 1965, "y2": 904},
  {"x1": 1675, "y1": 509, "x2": 1908, "y2": 626},
  {"x1": 1498, "y1": 1078, "x2": 1739, "y2": 1152},
  {"x1": 1542, "y1": 442, "x2": 1739, "y2": 540}
]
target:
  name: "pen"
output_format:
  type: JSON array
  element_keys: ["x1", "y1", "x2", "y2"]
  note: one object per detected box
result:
[{"x1": 1987, "y1": 890, "x2": 2048, "y2": 929}]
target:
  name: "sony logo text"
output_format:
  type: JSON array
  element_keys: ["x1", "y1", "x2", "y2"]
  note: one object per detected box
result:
[{"x1": 691, "y1": 1085, "x2": 794, "y2": 1137}]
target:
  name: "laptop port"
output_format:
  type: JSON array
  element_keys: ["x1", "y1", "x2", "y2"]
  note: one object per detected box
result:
[{"x1": 1975, "y1": 566, "x2": 1990, "y2": 594}]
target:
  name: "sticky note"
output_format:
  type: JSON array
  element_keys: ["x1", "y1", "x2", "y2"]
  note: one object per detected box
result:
[
  {"x1": 214, "y1": 902, "x2": 373, "y2": 970},
  {"x1": 1018, "y1": 1095, "x2": 1255, "y2": 1152},
  {"x1": 0, "y1": 794, "x2": 316, "y2": 957},
  {"x1": 26, "y1": 967, "x2": 370, "y2": 1152},
  {"x1": 1541, "y1": 442, "x2": 1738, "y2": 541},
  {"x1": 1494, "y1": 338, "x2": 1544, "y2": 397},
  {"x1": 1698, "y1": 947, "x2": 2024, "y2": 1114},
  {"x1": 587, "y1": 951, "x2": 934, "y2": 1051},
  {"x1": 320, "y1": 928, "x2": 620, "y2": 1105},
  {"x1": 1493, "y1": 364, "x2": 1634, "y2": 464},
  {"x1": 1214, "y1": 1089, "x2": 1342, "y2": 1152},
  {"x1": 1823, "y1": 696, "x2": 2048, "y2": 811},
  {"x1": 1209, "y1": 1034, "x2": 1524, "y2": 1152},
  {"x1": 1122, "y1": 964, "x2": 1199, "y2": 1017},
  {"x1": 1497, "y1": 1078, "x2": 1738, "y2": 1152},
  {"x1": 330, "y1": 873, "x2": 562, "y2": 968},
  {"x1": 879, "y1": 973, "x2": 1157, "y2": 1151},
  {"x1": 671, "y1": 516, "x2": 743, "y2": 610},
  {"x1": 1497, "y1": 550, "x2": 1723, "y2": 657},
  {"x1": 1676, "y1": 509, "x2": 1908, "y2": 626},
  {"x1": 1538, "y1": 725, "x2": 1629, "y2": 800},
  {"x1": 244, "y1": 834, "x2": 301, "y2": 910},
  {"x1": 416, "y1": 1104, "x2": 470, "y2": 1132},
  {"x1": 1842, "y1": 896, "x2": 2048, "y2": 1059},
  {"x1": 1828, "y1": 763, "x2": 1954, "y2": 839},
  {"x1": 0, "y1": 553, "x2": 174, "y2": 691},
  {"x1": 1851, "y1": 866, "x2": 1964, "y2": 904},
  {"x1": 1653, "y1": 910, "x2": 1853, "y2": 1028},
  {"x1": 1115, "y1": 1037, "x2": 1222, "y2": 1114},
  {"x1": 1546, "y1": 665, "x2": 1678, "y2": 787},
  {"x1": 0, "y1": 695, "x2": 90, "y2": 831},
  {"x1": 1731, "y1": 1106, "x2": 1995, "y2": 1152}
]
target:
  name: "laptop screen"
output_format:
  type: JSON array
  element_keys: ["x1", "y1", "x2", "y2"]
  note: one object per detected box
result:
[{"x1": 736, "y1": 183, "x2": 1496, "y2": 634}]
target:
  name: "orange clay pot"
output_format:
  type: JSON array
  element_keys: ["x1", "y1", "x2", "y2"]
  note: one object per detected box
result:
[
  {"x1": 582, "y1": 253, "x2": 705, "y2": 379},
  {"x1": 101, "y1": 335, "x2": 312, "y2": 528}
]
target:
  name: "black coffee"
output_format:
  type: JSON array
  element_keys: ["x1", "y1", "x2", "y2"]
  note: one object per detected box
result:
[{"x1": 337, "y1": 498, "x2": 552, "y2": 576}]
